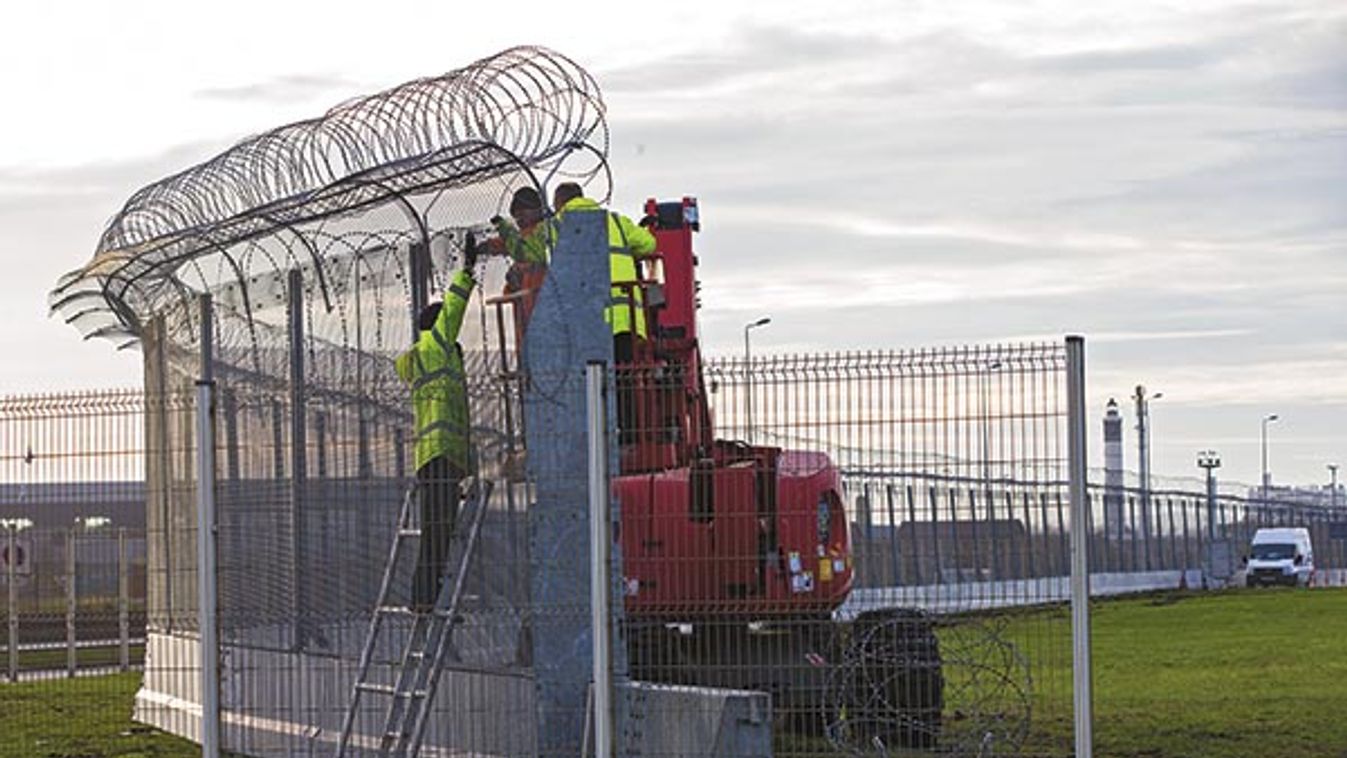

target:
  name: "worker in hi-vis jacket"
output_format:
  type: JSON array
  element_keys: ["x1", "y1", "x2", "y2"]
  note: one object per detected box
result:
[{"x1": 396, "y1": 233, "x2": 478, "y2": 613}]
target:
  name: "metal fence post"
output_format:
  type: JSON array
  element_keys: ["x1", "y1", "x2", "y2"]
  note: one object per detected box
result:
[
  {"x1": 196, "y1": 293, "x2": 222, "y2": 758},
  {"x1": 67, "y1": 528, "x2": 76, "y2": 678},
  {"x1": 928, "y1": 487, "x2": 942, "y2": 584},
  {"x1": 222, "y1": 389, "x2": 240, "y2": 482},
  {"x1": 906, "y1": 485, "x2": 921, "y2": 584},
  {"x1": 1021, "y1": 491, "x2": 1037, "y2": 578},
  {"x1": 586, "y1": 362, "x2": 613, "y2": 758},
  {"x1": 288, "y1": 269, "x2": 309, "y2": 651},
  {"x1": 119, "y1": 527, "x2": 130, "y2": 672},
  {"x1": 1066, "y1": 335, "x2": 1093, "y2": 758},
  {"x1": 1166, "y1": 498, "x2": 1178, "y2": 570},
  {"x1": 7, "y1": 526, "x2": 16, "y2": 682},
  {"x1": 408, "y1": 240, "x2": 430, "y2": 339},
  {"x1": 1127, "y1": 493, "x2": 1139, "y2": 572},
  {"x1": 1181, "y1": 500, "x2": 1192, "y2": 584},
  {"x1": 885, "y1": 484, "x2": 900, "y2": 585}
]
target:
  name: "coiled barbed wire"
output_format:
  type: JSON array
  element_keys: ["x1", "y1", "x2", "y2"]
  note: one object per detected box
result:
[
  {"x1": 827, "y1": 613, "x2": 1031, "y2": 756},
  {"x1": 50, "y1": 45, "x2": 608, "y2": 346}
]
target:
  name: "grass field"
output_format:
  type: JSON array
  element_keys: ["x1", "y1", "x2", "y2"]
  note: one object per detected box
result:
[
  {"x1": 1083, "y1": 588, "x2": 1347, "y2": 757},
  {"x1": 0, "y1": 672, "x2": 197, "y2": 758},
  {"x1": 997, "y1": 587, "x2": 1347, "y2": 757},
  {"x1": 10, "y1": 644, "x2": 145, "y2": 672},
  {"x1": 2, "y1": 589, "x2": 1346, "y2": 757}
]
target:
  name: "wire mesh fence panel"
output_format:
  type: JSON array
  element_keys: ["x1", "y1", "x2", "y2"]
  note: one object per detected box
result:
[
  {"x1": 613, "y1": 343, "x2": 1072, "y2": 757},
  {"x1": 128, "y1": 184, "x2": 550, "y2": 757},
  {"x1": 0, "y1": 390, "x2": 165, "y2": 758}
]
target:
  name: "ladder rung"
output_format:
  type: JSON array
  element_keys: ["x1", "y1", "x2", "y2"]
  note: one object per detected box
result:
[
  {"x1": 378, "y1": 605, "x2": 453, "y2": 618},
  {"x1": 356, "y1": 682, "x2": 428, "y2": 699}
]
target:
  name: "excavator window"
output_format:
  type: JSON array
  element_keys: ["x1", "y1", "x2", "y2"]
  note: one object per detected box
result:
[
  {"x1": 690, "y1": 458, "x2": 714, "y2": 523},
  {"x1": 654, "y1": 201, "x2": 684, "y2": 229}
]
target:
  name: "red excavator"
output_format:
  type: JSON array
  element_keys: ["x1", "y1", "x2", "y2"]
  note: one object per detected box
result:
[
  {"x1": 503, "y1": 197, "x2": 943, "y2": 747},
  {"x1": 614, "y1": 198, "x2": 854, "y2": 618}
]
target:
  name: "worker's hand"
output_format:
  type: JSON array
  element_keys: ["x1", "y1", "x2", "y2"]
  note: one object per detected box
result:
[
  {"x1": 505, "y1": 263, "x2": 523, "y2": 292},
  {"x1": 463, "y1": 231, "x2": 479, "y2": 270}
]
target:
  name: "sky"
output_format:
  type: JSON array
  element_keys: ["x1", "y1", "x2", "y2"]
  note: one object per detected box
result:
[{"x1": 0, "y1": 0, "x2": 1343, "y2": 487}]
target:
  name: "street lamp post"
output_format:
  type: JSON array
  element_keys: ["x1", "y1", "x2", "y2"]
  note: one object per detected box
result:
[
  {"x1": 743, "y1": 317, "x2": 771, "y2": 442},
  {"x1": 1260, "y1": 414, "x2": 1279, "y2": 504},
  {"x1": 1329, "y1": 464, "x2": 1339, "y2": 509},
  {"x1": 1134, "y1": 385, "x2": 1162, "y2": 566},
  {"x1": 1197, "y1": 451, "x2": 1221, "y2": 540}
]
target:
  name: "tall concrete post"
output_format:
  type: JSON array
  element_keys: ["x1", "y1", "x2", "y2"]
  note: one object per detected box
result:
[{"x1": 523, "y1": 209, "x2": 628, "y2": 753}]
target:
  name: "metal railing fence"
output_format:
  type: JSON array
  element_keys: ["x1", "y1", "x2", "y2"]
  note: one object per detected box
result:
[{"x1": 4, "y1": 349, "x2": 1344, "y2": 756}]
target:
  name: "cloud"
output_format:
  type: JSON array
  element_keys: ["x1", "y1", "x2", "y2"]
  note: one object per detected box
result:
[
  {"x1": 1089, "y1": 353, "x2": 1347, "y2": 407},
  {"x1": 1005, "y1": 329, "x2": 1254, "y2": 344},
  {"x1": 0, "y1": 4, "x2": 1340, "y2": 483},
  {"x1": 194, "y1": 73, "x2": 357, "y2": 105},
  {"x1": 598, "y1": 24, "x2": 892, "y2": 96},
  {"x1": 1032, "y1": 43, "x2": 1220, "y2": 73}
]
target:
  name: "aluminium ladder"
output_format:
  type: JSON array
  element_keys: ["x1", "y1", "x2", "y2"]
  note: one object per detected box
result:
[{"x1": 335, "y1": 477, "x2": 494, "y2": 758}]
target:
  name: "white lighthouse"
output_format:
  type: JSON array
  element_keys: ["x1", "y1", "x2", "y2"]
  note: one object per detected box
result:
[{"x1": 1103, "y1": 398, "x2": 1126, "y2": 539}]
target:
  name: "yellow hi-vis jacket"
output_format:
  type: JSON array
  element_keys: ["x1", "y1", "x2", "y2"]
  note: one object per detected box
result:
[
  {"x1": 395, "y1": 270, "x2": 475, "y2": 472},
  {"x1": 555, "y1": 197, "x2": 656, "y2": 338}
]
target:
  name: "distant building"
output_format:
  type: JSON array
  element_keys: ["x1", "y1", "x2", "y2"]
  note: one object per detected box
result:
[
  {"x1": 851, "y1": 519, "x2": 1031, "y2": 586},
  {"x1": 1249, "y1": 484, "x2": 1344, "y2": 509}
]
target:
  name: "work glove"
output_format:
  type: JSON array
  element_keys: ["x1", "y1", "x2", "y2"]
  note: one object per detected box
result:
[
  {"x1": 505, "y1": 262, "x2": 524, "y2": 292},
  {"x1": 463, "y1": 231, "x2": 479, "y2": 270}
]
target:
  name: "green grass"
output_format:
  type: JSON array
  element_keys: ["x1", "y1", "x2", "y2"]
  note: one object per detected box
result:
[
  {"x1": 964, "y1": 587, "x2": 1347, "y2": 757},
  {"x1": 0, "y1": 672, "x2": 197, "y2": 758},
  {"x1": 14, "y1": 644, "x2": 145, "y2": 672},
  {"x1": 3, "y1": 590, "x2": 1346, "y2": 757}
]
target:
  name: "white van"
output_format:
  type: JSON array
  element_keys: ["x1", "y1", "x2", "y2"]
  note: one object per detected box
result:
[{"x1": 1244, "y1": 527, "x2": 1314, "y2": 587}]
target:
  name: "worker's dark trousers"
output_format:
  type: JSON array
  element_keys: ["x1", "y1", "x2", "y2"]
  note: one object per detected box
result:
[
  {"x1": 614, "y1": 332, "x2": 636, "y2": 445},
  {"x1": 412, "y1": 455, "x2": 465, "y2": 612}
]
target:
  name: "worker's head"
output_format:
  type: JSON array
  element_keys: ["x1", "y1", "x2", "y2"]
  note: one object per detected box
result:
[
  {"x1": 552, "y1": 182, "x2": 583, "y2": 211},
  {"x1": 509, "y1": 186, "x2": 543, "y2": 227},
  {"x1": 417, "y1": 302, "x2": 442, "y2": 332}
]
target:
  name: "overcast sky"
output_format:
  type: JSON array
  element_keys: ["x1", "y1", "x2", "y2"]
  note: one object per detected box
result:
[{"x1": 0, "y1": 0, "x2": 1343, "y2": 487}]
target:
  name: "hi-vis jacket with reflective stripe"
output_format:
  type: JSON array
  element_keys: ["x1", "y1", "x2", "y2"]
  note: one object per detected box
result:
[
  {"x1": 496, "y1": 197, "x2": 656, "y2": 337},
  {"x1": 395, "y1": 270, "x2": 475, "y2": 472}
]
